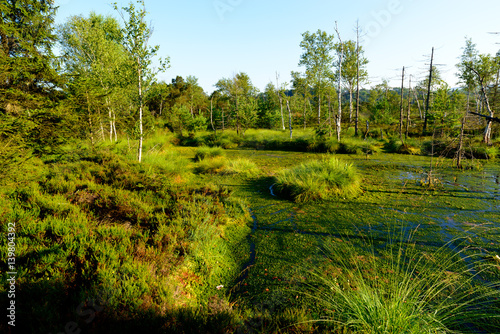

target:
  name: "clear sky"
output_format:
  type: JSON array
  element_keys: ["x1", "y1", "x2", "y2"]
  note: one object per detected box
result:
[{"x1": 54, "y1": 0, "x2": 500, "y2": 94}]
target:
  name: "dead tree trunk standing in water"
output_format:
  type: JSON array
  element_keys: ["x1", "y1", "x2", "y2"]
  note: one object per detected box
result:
[
  {"x1": 412, "y1": 85, "x2": 423, "y2": 120},
  {"x1": 399, "y1": 66, "x2": 405, "y2": 142},
  {"x1": 457, "y1": 88, "x2": 470, "y2": 168},
  {"x1": 422, "y1": 47, "x2": 434, "y2": 135},
  {"x1": 334, "y1": 22, "x2": 343, "y2": 141}
]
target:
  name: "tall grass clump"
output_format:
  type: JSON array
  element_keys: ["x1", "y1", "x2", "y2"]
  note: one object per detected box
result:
[
  {"x1": 194, "y1": 146, "x2": 226, "y2": 162},
  {"x1": 141, "y1": 149, "x2": 192, "y2": 176},
  {"x1": 306, "y1": 231, "x2": 500, "y2": 333},
  {"x1": 226, "y1": 158, "x2": 260, "y2": 178},
  {"x1": 194, "y1": 156, "x2": 227, "y2": 174},
  {"x1": 274, "y1": 157, "x2": 361, "y2": 202}
]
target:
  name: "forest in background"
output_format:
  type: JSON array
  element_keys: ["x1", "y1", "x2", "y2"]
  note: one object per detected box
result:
[{"x1": 1, "y1": 0, "x2": 500, "y2": 169}]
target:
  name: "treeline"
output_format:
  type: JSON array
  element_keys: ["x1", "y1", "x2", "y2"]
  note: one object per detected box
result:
[{"x1": 1, "y1": 0, "x2": 499, "y2": 167}]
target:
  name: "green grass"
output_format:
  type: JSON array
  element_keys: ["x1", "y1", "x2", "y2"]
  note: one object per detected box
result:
[
  {"x1": 274, "y1": 157, "x2": 362, "y2": 202},
  {"x1": 226, "y1": 158, "x2": 260, "y2": 178},
  {"x1": 194, "y1": 146, "x2": 226, "y2": 162},
  {"x1": 3, "y1": 127, "x2": 500, "y2": 333},
  {"x1": 307, "y1": 231, "x2": 500, "y2": 333},
  {"x1": 194, "y1": 156, "x2": 260, "y2": 177}
]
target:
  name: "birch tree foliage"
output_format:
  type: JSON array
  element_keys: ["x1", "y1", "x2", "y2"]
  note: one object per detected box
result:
[
  {"x1": 58, "y1": 13, "x2": 129, "y2": 143},
  {"x1": 456, "y1": 38, "x2": 479, "y2": 91},
  {"x1": 298, "y1": 30, "x2": 335, "y2": 125},
  {"x1": 466, "y1": 54, "x2": 499, "y2": 144},
  {"x1": 333, "y1": 40, "x2": 368, "y2": 122},
  {"x1": 291, "y1": 71, "x2": 313, "y2": 129},
  {"x1": 457, "y1": 38, "x2": 498, "y2": 144},
  {"x1": 113, "y1": 0, "x2": 170, "y2": 162}
]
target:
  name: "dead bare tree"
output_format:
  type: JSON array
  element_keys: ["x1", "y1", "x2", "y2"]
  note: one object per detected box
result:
[
  {"x1": 399, "y1": 66, "x2": 405, "y2": 142},
  {"x1": 405, "y1": 75, "x2": 412, "y2": 140},
  {"x1": 334, "y1": 21, "x2": 343, "y2": 141},
  {"x1": 286, "y1": 100, "x2": 293, "y2": 139},
  {"x1": 422, "y1": 47, "x2": 434, "y2": 135}
]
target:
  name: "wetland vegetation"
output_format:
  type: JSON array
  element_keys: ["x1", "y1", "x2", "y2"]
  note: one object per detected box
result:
[
  {"x1": 2, "y1": 129, "x2": 500, "y2": 333},
  {"x1": 2, "y1": 1, "x2": 500, "y2": 332}
]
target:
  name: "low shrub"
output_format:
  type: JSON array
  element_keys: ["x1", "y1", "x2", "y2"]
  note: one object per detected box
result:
[{"x1": 0, "y1": 148, "x2": 251, "y2": 333}]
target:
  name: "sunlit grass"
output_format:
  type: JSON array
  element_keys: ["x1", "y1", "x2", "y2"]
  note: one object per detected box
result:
[
  {"x1": 274, "y1": 157, "x2": 361, "y2": 202},
  {"x1": 306, "y1": 230, "x2": 500, "y2": 333},
  {"x1": 194, "y1": 156, "x2": 260, "y2": 177},
  {"x1": 194, "y1": 146, "x2": 226, "y2": 162}
]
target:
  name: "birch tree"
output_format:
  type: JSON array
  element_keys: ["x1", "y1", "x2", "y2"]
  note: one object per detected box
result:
[
  {"x1": 298, "y1": 29, "x2": 334, "y2": 126},
  {"x1": 113, "y1": 0, "x2": 169, "y2": 162},
  {"x1": 215, "y1": 72, "x2": 258, "y2": 135},
  {"x1": 291, "y1": 71, "x2": 312, "y2": 129},
  {"x1": 334, "y1": 22, "x2": 343, "y2": 141},
  {"x1": 334, "y1": 40, "x2": 368, "y2": 127},
  {"x1": 58, "y1": 13, "x2": 127, "y2": 143}
]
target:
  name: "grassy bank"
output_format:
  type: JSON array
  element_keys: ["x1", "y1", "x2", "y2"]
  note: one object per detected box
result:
[{"x1": 0, "y1": 145, "x2": 252, "y2": 333}]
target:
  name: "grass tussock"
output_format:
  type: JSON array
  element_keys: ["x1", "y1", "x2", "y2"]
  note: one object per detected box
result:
[
  {"x1": 307, "y1": 231, "x2": 500, "y2": 334},
  {"x1": 274, "y1": 157, "x2": 361, "y2": 203},
  {"x1": 194, "y1": 146, "x2": 226, "y2": 162}
]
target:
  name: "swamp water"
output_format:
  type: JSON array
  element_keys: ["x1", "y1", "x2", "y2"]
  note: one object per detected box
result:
[{"x1": 210, "y1": 150, "x2": 500, "y2": 331}]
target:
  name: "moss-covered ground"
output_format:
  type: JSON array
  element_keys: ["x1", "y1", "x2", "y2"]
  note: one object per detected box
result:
[{"x1": 213, "y1": 149, "x2": 500, "y2": 332}]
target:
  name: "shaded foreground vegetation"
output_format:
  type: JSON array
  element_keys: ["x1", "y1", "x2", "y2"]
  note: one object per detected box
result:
[
  {"x1": 0, "y1": 145, "x2": 252, "y2": 333},
  {"x1": 1, "y1": 129, "x2": 500, "y2": 333}
]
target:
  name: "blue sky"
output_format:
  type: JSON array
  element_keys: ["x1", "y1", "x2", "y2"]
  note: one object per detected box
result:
[{"x1": 54, "y1": 0, "x2": 500, "y2": 93}]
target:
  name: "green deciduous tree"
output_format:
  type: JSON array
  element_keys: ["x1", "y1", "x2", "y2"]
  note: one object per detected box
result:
[
  {"x1": 298, "y1": 29, "x2": 335, "y2": 126},
  {"x1": 58, "y1": 13, "x2": 128, "y2": 144},
  {"x1": 215, "y1": 72, "x2": 258, "y2": 135},
  {"x1": 291, "y1": 71, "x2": 312, "y2": 130},
  {"x1": 457, "y1": 38, "x2": 499, "y2": 144},
  {"x1": 334, "y1": 40, "x2": 368, "y2": 126},
  {"x1": 113, "y1": 0, "x2": 169, "y2": 162}
]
